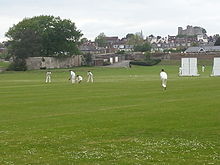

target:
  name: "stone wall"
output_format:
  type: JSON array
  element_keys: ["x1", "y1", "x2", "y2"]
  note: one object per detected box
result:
[
  {"x1": 0, "y1": 68, "x2": 6, "y2": 72},
  {"x1": 26, "y1": 56, "x2": 82, "y2": 70},
  {"x1": 74, "y1": 53, "x2": 220, "y2": 67}
]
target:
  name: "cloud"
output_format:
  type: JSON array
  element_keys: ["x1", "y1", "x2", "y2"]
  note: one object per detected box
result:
[{"x1": 0, "y1": 0, "x2": 220, "y2": 41}]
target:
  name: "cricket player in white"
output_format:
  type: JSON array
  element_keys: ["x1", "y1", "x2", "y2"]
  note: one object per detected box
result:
[
  {"x1": 202, "y1": 65, "x2": 205, "y2": 72},
  {"x1": 179, "y1": 67, "x2": 182, "y2": 76},
  {"x1": 45, "y1": 71, "x2": 52, "y2": 83},
  {"x1": 69, "y1": 70, "x2": 76, "y2": 83},
  {"x1": 160, "y1": 69, "x2": 168, "y2": 90},
  {"x1": 87, "y1": 71, "x2": 93, "y2": 82},
  {"x1": 76, "y1": 75, "x2": 83, "y2": 83}
]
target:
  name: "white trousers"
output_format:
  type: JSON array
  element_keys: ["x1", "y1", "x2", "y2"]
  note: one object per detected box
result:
[
  {"x1": 71, "y1": 76, "x2": 76, "y2": 83},
  {"x1": 46, "y1": 75, "x2": 51, "y2": 83},
  {"x1": 161, "y1": 78, "x2": 167, "y2": 88},
  {"x1": 87, "y1": 76, "x2": 93, "y2": 82}
]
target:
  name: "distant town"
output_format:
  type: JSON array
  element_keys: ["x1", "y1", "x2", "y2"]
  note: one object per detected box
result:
[
  {"x1": 1, "y1": 25, "x2": 220, "y2": 57},
  {"x1": 79, "y1": 25, "x2": 220, "y2": 54}
]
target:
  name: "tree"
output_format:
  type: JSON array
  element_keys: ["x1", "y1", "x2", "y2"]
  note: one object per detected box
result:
[
  {"x1": 83, "y1": 53, "x2": 93, "y2": 66},
  {"x1": 126, "y1": 32, "x2": 150, "y2": 52},
  {"x1": 126, "y1": 33, "x2": 135, "y2": 39},
  {"x1": 95, "y1": 33, "x2": 107, "y2": 47},
  {"x1": 214, "y1": 37, "x2": 220, "y2": 46},
  {"x1": 80, "y1": 37, "x2": 89, "y2": 44},
  {"x1": 133, "y1": 42, "x2": 151, "y2": 52},
  {"x1": 126, "y1": 32, "x2": 144, "y2": 46},
  {"x1": 7, "y1": 29, "x2": 42, "y2": 59},
  {"x1": 6, "y1": 15, "x2": 83, "y2": 58}
]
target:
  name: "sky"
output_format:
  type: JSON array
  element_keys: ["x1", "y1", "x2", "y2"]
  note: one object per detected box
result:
[{"x1": 0, "y1": 0, "x2": 220, "y2": 42}]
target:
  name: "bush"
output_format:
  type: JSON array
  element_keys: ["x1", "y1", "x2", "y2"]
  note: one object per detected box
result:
[
  {"x1": 134, "y1": 43, "x2": 151, "y2": 52},
  {"x1": 130, "y1": 59, "x2": 161, "y2": 66},
  {"x1": 103, "y1": 61, "x2": 111, "y2": 66},
  {"x1": 7, "y1": 58, "x2": 27, "y2": 71},
  {"x1": 144, "y1": 52, "x2": 151, "y2": 60},
  {"x1": 83, "y1": 53, "x2": 93, "y2": 66},
  {"x1": 0, "y1": 53, "x2": 11, "y2": 60},
  {"x1": 116, "y1": 50, "x2": 125, "y2": 54}
]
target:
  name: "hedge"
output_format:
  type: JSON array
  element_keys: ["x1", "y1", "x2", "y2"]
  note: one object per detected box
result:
[{"x1": 130, "y1": 59, "x2": 161, "y2": 66}]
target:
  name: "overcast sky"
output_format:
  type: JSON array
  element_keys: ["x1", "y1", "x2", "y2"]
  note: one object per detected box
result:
[{"x1": 0, "y1": 0, "x2": 220, "y2": 42}]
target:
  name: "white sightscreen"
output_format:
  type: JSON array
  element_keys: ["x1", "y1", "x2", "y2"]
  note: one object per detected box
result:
[
  {"x1": 110, "y1": 57, "x2": 113, "y2": 64},
  {"x1": 212, "y1": 58, "x2": 220, "y2": 76},
  {"x1": 181, "y1": 58, "x2": 199, "y2": 76},
  {"x1": 181, "y1": 58, "x2": 190, "y2": 76},
  {"x1": 115, "y1": 56, "x2": 119, "y2": 63},
  {"x1": 189, "y1": 58, "x2": 198, "y2": 75}
]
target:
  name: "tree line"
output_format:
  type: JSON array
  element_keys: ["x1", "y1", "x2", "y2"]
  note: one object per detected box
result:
[{"x1": 2, "y1": 15, "x2": 220, "y2": 70}]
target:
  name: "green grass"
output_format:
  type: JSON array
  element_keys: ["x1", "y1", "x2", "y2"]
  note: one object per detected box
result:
[
  {"x1": 0, "y1": 65, "x2": 220, "y2": 164},
  {"x1": 0, "y1": 61, "x2": 10, "y2": 68}
]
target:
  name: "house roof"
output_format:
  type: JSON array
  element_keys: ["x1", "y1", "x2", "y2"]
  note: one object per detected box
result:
[
  {"x1": 185, "y1": 46, "x2": 220, "y2": 53},
  {"x1": 185, "y1": 47, "x2": 205, "y2": 53},
  {"x1": 0, "y1": 48, "x2": 6, "y2": 53},
  {"x1": 204, "y1": 46, "x2": 220, "y2": 52},
  {"x1": 104, "y1": 37, "x2": 119, "y2": 43},
  {"x1": 104, "y1": 37, "x2": 119, "y2": 40},
  {"x1": 79, "y1": 44, "x2": 97, "y2": 51}
]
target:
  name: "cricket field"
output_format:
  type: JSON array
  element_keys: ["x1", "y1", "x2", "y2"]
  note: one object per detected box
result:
[{"x1": 0, "y1": 65, "x2": 220, "y2": 164}]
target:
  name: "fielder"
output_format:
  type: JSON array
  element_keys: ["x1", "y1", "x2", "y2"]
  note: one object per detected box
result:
[
  {"x1": 45, "y1": 71, "x2": 52, "y2": 83},
  {"x1": 160, "y1": 69, "x2": 168, "y2": 90},
  {"x1": 202, "y1": 65, "x2": 205, "y2": 72},
  {"x1": 76, "y1": 75, "x2": 83, "y2": 83},
  {"x1": 69, "y1": 70, "x2": 76, "y2": 83},
  {"x1": 179, "y1": 66, "x2": 182, "y2": 76},
  {"x1": 87, "y1": 71, "x2": 93, "y2": 82}
]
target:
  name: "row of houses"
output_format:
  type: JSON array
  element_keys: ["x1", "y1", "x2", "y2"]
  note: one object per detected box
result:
[
  {"x1": 147, "y1": 26, "x2": 220, "y2": 52},
  {"x1": 80, "y1": 34, "x2": 218, "y2": 54},
  {"x1": 79, "y1": 37, "x2": 134, "y2": 54},
  {"x1": 80, "y1": 35, "x2": 219, "y2": 55},
  {"x1": 148, "y1": 35, "x2": 218, "y2": 53}
]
